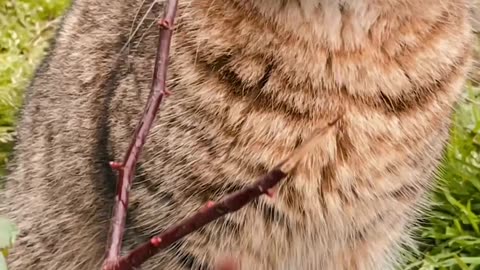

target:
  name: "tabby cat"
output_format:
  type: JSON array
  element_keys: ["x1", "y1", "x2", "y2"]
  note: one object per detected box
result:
[{"x1": 1, "y1": 0, "x2": 474, "y2": 269}]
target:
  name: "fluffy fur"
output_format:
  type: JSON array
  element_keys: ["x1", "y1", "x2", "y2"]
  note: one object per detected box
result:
[{"x1": 1, "y1": 0, "x2": 474, "y2": 269}]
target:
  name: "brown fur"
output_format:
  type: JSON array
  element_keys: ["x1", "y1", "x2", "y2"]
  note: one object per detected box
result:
[{"x1": 0, "y1": 0, "x2": 474, "y2": 269}]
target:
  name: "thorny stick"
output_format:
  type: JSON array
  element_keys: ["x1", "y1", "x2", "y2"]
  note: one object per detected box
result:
[
  {"x1": 103, "y1": 0, "x2": 179, "y2": 268},
  {"x1": 107, "y1": 119, "x2": 339, "y2": 270}
]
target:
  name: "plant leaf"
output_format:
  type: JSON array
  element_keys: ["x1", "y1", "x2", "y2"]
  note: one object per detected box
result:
[
  {"x1": 0, "y1": 252, "x2": 7, "y2": 270},
  {"x1": 0, "y1": 217, "x2": 18, "y2": 252}
]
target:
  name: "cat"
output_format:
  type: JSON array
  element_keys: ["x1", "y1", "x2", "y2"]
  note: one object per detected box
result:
[{"x1": 1, "y1": 0, "x2": 474, "y2": 269}]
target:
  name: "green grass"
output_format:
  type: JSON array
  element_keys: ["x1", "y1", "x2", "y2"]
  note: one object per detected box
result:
[
  {"x1": 403, "y1": 84, "x2": 480, "y2": 270},
  {"x1": 0, "y1": 0, "x2": 71, "y2": 176},
  {"x1": 0, "y1": 1, "x2": 479, "y2": 269}
]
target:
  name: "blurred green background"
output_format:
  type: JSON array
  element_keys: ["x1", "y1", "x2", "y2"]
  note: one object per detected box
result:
[
  {"x1": 0, "y1": 0, "x2": 479, "y2": 269},
  {"x1": 0, "y1": 0, "x2": 69, "y2": 176}
]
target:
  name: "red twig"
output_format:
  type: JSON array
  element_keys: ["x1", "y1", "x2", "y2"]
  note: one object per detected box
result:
[
  {"x1": 112, "y1": 168, "x2": 287, "y2": 270},
  {"x1": 107, "y1": 120, "x2": 339, "y2": 270},
  {"x1": 102, "y1": 0, "x2": 179, "y2": 269}
]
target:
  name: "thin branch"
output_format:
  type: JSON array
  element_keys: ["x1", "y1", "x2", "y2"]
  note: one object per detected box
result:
[
  {"x1": 107, "y1": 119, "x2": 339, "y2": 270},
  {"x1": 102, "y1": 0, "x2": 179, "y2": 269}
]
